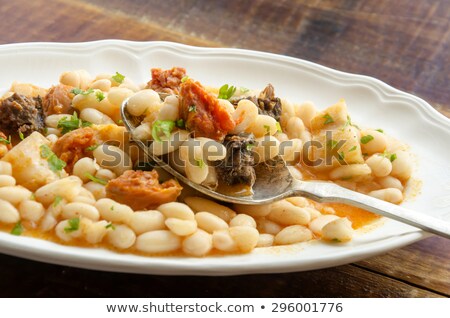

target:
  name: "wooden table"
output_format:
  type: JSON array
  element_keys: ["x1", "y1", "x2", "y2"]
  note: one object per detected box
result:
[{"x1": 0, "y1": 0, "x2": 448, "y2": 297}]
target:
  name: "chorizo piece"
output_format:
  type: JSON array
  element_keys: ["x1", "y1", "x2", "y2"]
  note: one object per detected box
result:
[{"x1": 146, "y1": 67, "x2": 186, "y2": 95}]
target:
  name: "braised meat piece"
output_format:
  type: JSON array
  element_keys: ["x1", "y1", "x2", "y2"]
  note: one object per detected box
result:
[
  {"x1": 146, "y1": 67, "x2": 186, "y2": 95},
  {"x1": 0, "y1": 93, "x2": 45, "y2": 137},
  {"x1": 106, "y1": 170, "x2": 183, "y2": 210},
  {"x1": 216, "y1": 133, "x2": 256, "y2": 186},
  {"x1": 42, "y1": 84, "x2": 74, "y2": 115},
  {"x1": 180, "y1": 79, "x2": 236, "y2": 141}
]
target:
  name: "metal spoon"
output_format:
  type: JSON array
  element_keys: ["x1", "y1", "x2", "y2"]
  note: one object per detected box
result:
[{"x1": 121, "y1": 98, "x2": 450, "y2": 239}]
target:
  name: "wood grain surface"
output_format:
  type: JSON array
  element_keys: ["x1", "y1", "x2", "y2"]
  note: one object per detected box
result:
[{"x1": 0, "y1": 0, "x2": 448, "y2": 297}]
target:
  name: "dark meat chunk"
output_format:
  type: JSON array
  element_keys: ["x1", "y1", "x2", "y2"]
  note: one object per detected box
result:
[
  {"x1": 42, "y1": 84, "x2": 74, "y2": 115},
  {"x1": 106, "y1": 170, "x2": 183, "y2": 210},
  {"x1": 180, "y1": 79, "x2": 236, "y2": 141},
  {"x1": 146, "y1": 67, "x2": 186, "y2": 95},
  {"x1": 216, "y1": 133, "x2": 256, "y2": 186},
  {"x1": 0, "y1": 93, "x2": 45, "y2": 137}
]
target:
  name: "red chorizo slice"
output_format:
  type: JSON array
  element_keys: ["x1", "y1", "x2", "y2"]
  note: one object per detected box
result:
[{"x1": 146, "y1": 67, "x2": 186, "y2": 95}]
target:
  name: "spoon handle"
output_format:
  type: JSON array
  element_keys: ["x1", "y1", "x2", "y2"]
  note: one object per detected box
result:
[{"x1": 292, "y1": 181, "x2": 450, "y2": 239}]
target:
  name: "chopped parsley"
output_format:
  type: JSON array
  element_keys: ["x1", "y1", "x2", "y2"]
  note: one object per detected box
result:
[
  {"x1": 11, "y1": 221, "x2": 23, "y2": 236},
  {"x1": 240, "y1": 86, "x2": 250, "y2": 93},
  {"x1": 331, "y1": 238, "x2": 342, "y2": 243},
  {"x1": 95, "y1": 91, "x2": 105, "y2": 102},
  {"x1": 360, "y1": 135, "x2": 374, "y2": 144},
  {"x1": 40, "y1": 145, "x2": 66, "y2": 172},
  {"x1": 181, "y1": 76, "x2": 189, "y2": 83},
  {"x1": 276, "y1": 122, "x2": 282, "y2": 133},
  {"x1": 338, "y1": 152, "x2": 345, "y2": 160},
  {"x1": 218, "y1": 84, "x2": 236, "y2": 100},
  {"x1": 196, "y1": 159, "x2": 205, "y2": 168},
  {"x1": 188, "y1": 105, "x2": 196, "y2": 113},
  {"x1": 112, "y1": 72, "x2": 125, "y2": 84},
  {"x1": 376, "y1": 129, "x2": 384, "y2": 133},
  {"x1": 19, "y1": 131, "x2": 24, "y2": 140},
  {"x1": 117, "y1": 119, "x2": 124, "y2": 125},
  {"x1": 175, "y1": 118, "x2": 185, "y2": 129},
  {"x1": 151, "y1": 120, "x2": 175, "y2": 142},
  {"x1": 64, "y1": 217, "x2": 80, "y2": 233},
  {"x1": 390, "y1": 153, "x2": 397, "y2": 162},
  {"x1": 86, "y1": 144, "x2": 99, "y2": 151},
  {"x1": 53, "y1": 195, "x2": 63, "y2": 207},
  {"x1": 57, "y1": 112, "x2": 92, "y2": 134},
  {"x1": 105, "y1": 223, "x2": 116, "y2": 230},
  {"x1": 85, "y1": 173, "x2": 108, "y2": 186},
  {"x1": 349, "y1": 145, "x2": 357, "y2": 152},
  {"x1": 71, "y1": 88, "x2": 94, "y2": 96},
  {"x1": 246, "y1": 143, "x2": 255, "y2": 151},
  {"x1": 323, "y1": 113, "x2": 334, "y2": 125},
  {"x1": 264, "y1": 125, "x2": 271, "y2": 134},
  {"x1": 110, "y1": 205, "x2": 114, "y2": 211},
  {"x1": 327, "y1": 139, "x2": 338, "y2": 149},
  {"x1": 0, "y1": 135, "x2": 11, "y2": 144}
]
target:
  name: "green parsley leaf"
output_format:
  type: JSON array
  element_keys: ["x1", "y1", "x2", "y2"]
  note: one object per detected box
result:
[
  {"x1": 264, "y1": 125, "x2": 271, "y2": 134},
  {"x1": 188, "y1": 105, "x2": 196, "y2": 113},
  {"x1": 85, "y1": 173, "x2": 108, "y2": 186},
  {"x1": 151, "y1": 120, "x2": 175, "y2": 142},
  {"x1": 117, "y1": 119, "x2": 124, "y2": 125},
  {"x1": 11, "y1": 221, "x2": 23, "y2": 236},
  {"x1": 240, "y1": 86, "x2": 250, "y2": 93},
  {"x1": 86, "y1": 144, "x2": 99, "y2": 151},
  {"x1": 349, "y1": 145, "x2": 357, "y2": 152},
  {"x1": 19, "y1": 131, "x2": 24, "y2": 140},
  {"x1": 175, "y1": 118, "x2": 185, "y2": 129},
  {"x1": 246, "y1": 143, "x2": 255, "y2": 151},
  {"x1": 105, "y1": 223, "x2": 116, "y2": 230},
  {"x1": 57, "y1": 112, "x2": 92, "y2": 134},
  {"x1": 360, "y1": 135, "x2": 374, "y2": 144},
  {"x1": 96, "y1": 91, "x2": 105, "y2": 102},
  {"x1": 64, "y1": 217, "x2": 80, "y2": 233},
  {"x1": 39, "y1": 145, "x2": 66, "y2": 172},
  {"x1": 331, "y1": 238, "x2": 342, "y2": 243},
  {"x1": 376, "y1": 129, "x2": 384, "y2": 133},
  {"x1": 276, "y1": 122, "x2": 282, "y2": 133},
  {"x1": 110, "y1": 205, "x2": 114, "y2": 211},
  {"x1": 30, "y1": 193, "x2": 36, "y2": 200},
  {"x1": 323, "y1": 113, "x2": 334, "y2": 125},
  {"x1": 338, "y1": 152, "x2": 345, "y2": 160},
  {"x1": 0, "y1": 135, "x2": 11, "y2": 144},
  {"x1": 181, "y1": 76, "x2": 189, "y2": 83},
  {"x1": 327, "y1": 139, "x2": 338, "y2": 149},
  {"x1": 218, "y1": 84, "x2": 237, "y2": 100},
  {"x1": 71, "y1": 88, "x2": 94, "y2": 96},
  {"x1": 196, "y1": 159, "x2": 205, "y2": 168},
  {"x1": 53, "y1": 195, "x2": 63, "y2": 207},
  {"x1": 390, "y1": 153, "x2": 397, "y2": 162},
  {"x1": 112, "y1": 72, "x2": 125, "y2": 84}
]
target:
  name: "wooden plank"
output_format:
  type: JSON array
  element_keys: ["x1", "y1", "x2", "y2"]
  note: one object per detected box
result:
[
  {"x1": 356, "y1": 236, "x2": 450, "y2": 295},
  {"x1": 0, "y1": 254, "x2": 443, "y2": 297}
]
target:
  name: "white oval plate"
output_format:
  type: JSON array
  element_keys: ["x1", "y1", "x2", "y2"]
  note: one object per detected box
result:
[{"x1": 0, "y1": 40, "x2": 449, "y2": 276}]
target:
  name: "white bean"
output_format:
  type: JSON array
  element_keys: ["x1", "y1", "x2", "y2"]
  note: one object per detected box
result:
[
  {"x1": 95, "y1": 198, "x2": 133, "y2": 223},
  {"x1": 329, "y1": 164, "x2": 372, "y2": 180},
  {"x1": 95, "y1": 169, "x2": 117, "y2": 181},
  {"x1": 127, "y1": 210, "x2": 166, "y2": 234},
  {"x1": 55, "y1": 219, "x2": 82, "y2": 242},
  {"x1": 107, "y1": 87, "x2": 134, "y2": 109},
  {"x1": 285, "y1": 197, "x2": 309, "y2": 207},
  {"x1": 0, "y1": 186, "x2": 32, "y2": 205},
  {"x1": 212, "y1": 229, "x2": 238, "y2": 252},
  {"x1": 46, "y1": 197, "x2": 67, "y2": 217},
  {"x1": 0, "y1": 161, "x2": 12, "y2": 175},
  {"x1": 197, "y1": 137, "x2": 227, "y2": 161},
  {"x1": 45, "y1": 114, "x2": 72, "y2": 128},
  {"x1": 184, "y1": 197, "x2": 236, "y2": 222},
  {"x1": 218, "y1": 99, "x2": 235, "y2": 115},
  {"x1": 0, "y1": 175, "x2": 16, "y2": 187},
  {"x1": 93, "y1": 144, "x2": 133, "y2": 176},
  {"x1": 90, "y1": 79, "x2": 111, "y2": 92},
  {"x1": 72, "y1": 90, "x2": 101, "y2": 111},
  {"x1": 279, "y1": 138, "x2": 302, "y2": 163},
  {"x1": 321, "y1": 218, "x2": 353, "y2": 242},
  {"x1": 80, "y1": 108, "x2": 115, "y2": 125},
  {"x1": 46, "y1": 134, "x2": 59, "y2": 144},
  {"x1": 246, "y1": 114, "x2": 278, "y2": 137},
  {"x1": 39, "y1": 211, "x2": 57, "y2": 232},
  {"x1": 229, "y1": 226, "x2": 259, "y2": 253},
  {"x1": 294, "y1": 101, "x2": 316, "y2": 130},
  {"x1": 231, "y1": 99, "x2": 258, "y2": 133},
  {"x1": 274, "y1": 225, "x2": 313, "y2": 245},
  {"x1": 73, "y1": 157, "x2": 100, "y2": 183},
  {"x1": 308, "y1": 215, "x2": 340, "y2": 235},
  {"x1": 135, "y1": 230, "x2": 181, "y2": 253},
  {"x1": 84, "y1": 220, "x2": 109, "y2": 244},
  {"x1": 182, "y1": 229, "x2": 213, "y2": 257},
  {"x1": 157, "y1": 95, "x2": 179, "y2": 121},
  {"x1": 45, "y1": 128, "x2": 61, "y2": 137},
  {"x1": 229, "y1": 214, "x2": 256, "y2": 228},
  {"x1": 267, "y1": 200, "x2": 310, "y2": 226},
  {"x1": 286, "y1": 117, "x2": 305, "y2": 139},
  {"x1": 256, "y1": 233, "x2": 274, "y2": 247},
  {"x1": 59, "y1": 69, "x2": 92, "y2": 89},
  {"x1": 195, "y1": 212, "x2": 229, "y2": 233},
  {"x1": 377, "y1": 176, "x2": 404, "y2": 191},
  {"x1": 133, "y1": 123, "x2": 152, "y2": 141},
  {"x1": 106, "y1": 224, "x2": 136, "y2": 249},
  {"x1": 280, "y1": 98, "x2": 295, "y2": 129},
  {"x1": 62, "y1": 202, "x2": 100, "y2": 221},
  {"x1": 35, "y1": 176, "x2": 82, "y2": 206},
  {"x1": 157, "y1": 202, "x2": 195, "y2": 220},
  {"x1": 19, "y1": 200, "x2": 45, "y2": 222},
  {"x1": 390, "y1": 151, "x2": 412, "y2": 180},
  {"x1": 256, "y1": 218, "x2": 283, "y2": 235},
  {"x1": 252, "y1": 136, "x2": 280, "y2": 163},
  {"x1": 304, "y1": 207, "x2": 322, "y2": 220},
  {"x1": 165, "y1": 218, "x2": 197, "y2": 236},
  {"x1": 360, "y1": 130, "x2": 387, "y2": 155},
  {"x1": 368, "y1": 188, "x2": 403, "y2": 204},
  {"x1": 0, "y1": 199, "x2": 20, "y2": 224},
  {"x1": 151, "y1": 130, "x2": 190, "y2": 156},
  {"x1": 127, "y1": 89, "x2": 161, "y2": 116},
  {"x1": 83, "y1": 182, "x2": 106, "y2": 200},
  {"x1": 366, "y1": 155, "x2": 392, "y2": 177}
]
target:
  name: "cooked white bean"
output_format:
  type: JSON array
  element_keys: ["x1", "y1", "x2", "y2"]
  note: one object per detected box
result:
[
  {"x1": 94, "y1": 169, "x2": 116, "y2": 181},
  {"x1": 252, "y1": 136, "x2": 280, "y2": 163},
  {"x1": 280, "y1": 98, "x2": 295, "y2": 129},
  {"x1": 360, "y1": 130, "x2": 387, "y2": 155},
  {"x1": 46, "y1": 197, "x2": 67, "y2": 217},
  {"x1": 329, "y1": 164, "x2": 372, "y2": 180},
  {"x1": 197, "y1": 137, "x2": 227, "y2": 161},
  {"x1": 321, "y1": 218, "x2": 353, "y2": 242},
  {"x1": 84, "y1": 220, "x2": 109, "y2": 244},
  {"x1": 83, "y1": 182, "x2": 106, "y2": 200},
  {"x1": 218, "y1": 99, "x2": 235, "y2": 115},
  {"x1": 279, "y1": 138, "x2": 302, "y2": 163},
  {"x1": 71, "y1": 194, "x2": 96, "y2": 205},
  {"x1": 182, "y1": 229, "x2": 213, "y2": 257},
  {"x1": 195, "y1": 212, "x2": 229, "y2": 233},
  {"x1": 165, "y1": 218, "x2": 197, "y2": 236},
  {"x1": 246, "y1": 114, "x2": 278, "y2": 137},
  {"x1": 229, "y1": 214, "x2": 256, "y2": 228},
  {"x1": 71, "y1": 90, "x2": 101, "y2": 111},
  {"x1": 157, "y1": 95, "x2": 179, "y2": 121},
  {"x1": 59, "y1": 69, "x2": 92, "y2": 89},
  {"x1": 0, "y1": 175, "x2": 16, "y2": 187},
  {"x1": 46, "y1": 134, "x2": 59, "y2": 144},
  {"x1": 80, "y1": 108, "x2": 115, "y2": 125},
  {"x1": 127, "y1": 89, "x2": 161, "y2": 116},
  {"x1": 106, "y1": 224, "x2": 136, "y2": 249},
  {"x1": 274, "y1": 132, "x2": 289, "y2": 142},
  {"x1": 285, "y1": 197, "x2": 309, "y2": 207},
  {"x1": 308, "y1": 215, "x2": 340, "y2": 235},
  {"x1": 212, "y1": 229, "x2": 238, "y2": 252},
  {"x1": 127, "y1": 210, "x2": 166, "y2": 234},
  {"x1": 366, "y1": 154, "x2": 392, "y2": 177},
  {"x1": 231, "y1": 99, "x2": 258, "y2": 133},
  {"x1": 133, "y1": 123, "x2": 152, "y2": 141},
  {"x1": 0, "y1": 186, "x2": 32, "y2": 205},
  {"x1": 267, "y1": 200, "x2": 310, "y2": 226},
  {"x1": 0, "y1": 199, "x2": 20, "y2": 224},
  {"x1": 229, "y1": 226, "x2": 259, "y2": 253},
  {"x1": 19, "y1": 200, "x2": 45, "y2": 222},
  {"x1": 368, "y1": 188, "x2": 403, "y2": 204},
  {"x1": 90, "y1": 79, "x2": 111, "y2": 92},
  {"x1": 274, "y1": 225, "x2": 313, "y2": 245},
  {"x1": 135, "y1": 230, "x2": 181, "y2": 253},
  {"x1": 390, "y1": 151, "x2": 412, "y2": 180},
  {"x1": 107, "y1": 87, "x2": 134, "y2": 107},
  {"x1": 93, "y1": 144, "x2": 133, "y2": 176},
  {"x1": 256, "y1": 233, "x2": 274, "y2": 247},
  {"x1": 62, "y1": 202, "x2": 100, "y2": 221},
  {"x1": 0, "y1": 161, "x2": 12, "y2": 175},
  {"x1": 184, "y1": 197, "x2": 236, "y2": 222},
  {"x1": 55, "y1": 219, "x2": 82, "y2": 242},
  {"x1": 294, "y1": 101, "x2": 316, "y2": 130},
  {"x1": 45, "y1": 114, "x2": 71, "y2": 128},
  {"x1": 256, "y1": 218, "x2": 283, "y2": 235},
  {"x1": 304, "y1": 207, "x2": 322, "y2": 220},
  {"x1": 233, "y1": 203, "x2": 272, "y2": 217},
  {"x1": 157, "y1": 202, "x2": 195, "y2": 220},
  {"x1": 34, "y1": 176, "x2": 82, "y2": 206},
  {"x1": 73, "y1": 157, "x2": 100, "y2": 183},
  {"x1": 286, "y1": 116, "x2": 306, "y2": 139},
  {"x1": 151, "y1": 130, "x2": 190, "y2": 156},
  {"x1": 39, "y1": 211, "x2": 57, "y2": 232},
  {"x1": 95, "y1": 198, "x2": 133, "y2": 223},
  {"x1": 377, "y1": 176, "x2": 404, "y2": 191}
]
